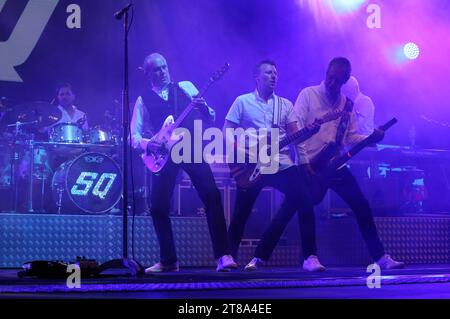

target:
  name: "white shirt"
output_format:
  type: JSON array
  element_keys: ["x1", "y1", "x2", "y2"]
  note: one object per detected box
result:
[
  {"x1": 53, "y1": 105, "x2": 88, "y2": 131},
  {"x1": 130, "y1": 81, "x2": 215, "y2": 151},
  {"x1": 294, "y1": 82, "x2": 366, "y2": 163},
  {"x1": 341, "y1": 76, "x2": 375, "y2": 135},
  {"x1": 225, "y1": 90, "x2": 303, "y2": 171},
  {"x1": 353, "y1": 93, "x2": 375, "y2": 135}
]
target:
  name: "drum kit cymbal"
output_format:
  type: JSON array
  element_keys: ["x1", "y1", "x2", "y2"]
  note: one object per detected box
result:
[
  {"x1": 1, "y1": 100, "x2": 59, "y2": 135},
  {"x1": 0, "y1": 100, "x2": 122, "y2": 214}
]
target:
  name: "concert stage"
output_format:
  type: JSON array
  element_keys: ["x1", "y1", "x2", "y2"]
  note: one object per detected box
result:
[
  {"x1": 1, "y1": 213, "x2": 450, "y2": 269},
  {"x1": 1, "y1": 265, "x2": 450, "y2": 299},
  {"x1": 1, "y1": 212, "x2": 450, "y2": 301}
]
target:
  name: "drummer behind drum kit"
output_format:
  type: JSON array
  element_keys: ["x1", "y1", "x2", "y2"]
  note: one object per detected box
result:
[{"x1": 0, "y1": 100, "x2": 123, "y2": 214}]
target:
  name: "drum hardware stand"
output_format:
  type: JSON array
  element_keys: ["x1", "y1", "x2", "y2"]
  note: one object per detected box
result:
[
  {"x1": 56, "y1": 186, "x2": 64, "y2": 215},
  {"x1": 100, "y1": 3, "x2": 143, "y2": 276},
  {"x1": 35, "y1": 164, "x2": 51, "y2": 213},
  {"x1": 143, "y1": 165, "x2": 150, "y2": 216},
  {"x1": 7, "y1": 121, "x2": 38, "y2": 212},
  {"x1": 12, "y1": 142, "x2": 20, "y2": 212},
  {"x1": 27, "y1": 137, "x2": 35, "y2": 212}
]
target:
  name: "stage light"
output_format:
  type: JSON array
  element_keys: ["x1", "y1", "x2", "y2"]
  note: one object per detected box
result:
[
  {"x1": 403, "y1": 42, "x2": 420, "y2": 60},
  {"x1": 297, "y1": 0, "x2": 367, "y2": 15},
  {"x1": 329, "y1": 0, "x2": 367, "y2": 13}
]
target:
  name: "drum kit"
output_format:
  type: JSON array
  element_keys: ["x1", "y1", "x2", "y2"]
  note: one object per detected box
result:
[{"x1": 0, "y1": 100, "x2": 123, "y2": 214}]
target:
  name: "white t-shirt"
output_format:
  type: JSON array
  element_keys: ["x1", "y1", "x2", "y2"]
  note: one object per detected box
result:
[{"x1": 353, "y1": 93, "x2": 375, "y2": 135}]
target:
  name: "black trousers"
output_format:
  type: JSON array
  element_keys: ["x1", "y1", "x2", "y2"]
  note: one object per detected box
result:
[
  {"x1": 150, "y1": 160, "x2": 229, "y2": 265},
  {"x1": 228, "y1": 166, "x2": 317, "y2": 261},
  {"x1": 270, "y1": 166, "x2": 385, "y2": 261}
]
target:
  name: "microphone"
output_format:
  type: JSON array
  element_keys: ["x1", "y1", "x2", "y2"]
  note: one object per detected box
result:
[{"x1": 114, "y1": 3, "x2": 132, "y2": 20}]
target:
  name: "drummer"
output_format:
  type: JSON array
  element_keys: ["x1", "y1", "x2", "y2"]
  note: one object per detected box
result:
[
  {"x1": 46, "y1": 83, "x2": 90, "y2": 197},
  {"x1": 50, "y1": 83, "x2": 89, "y2": 131}
]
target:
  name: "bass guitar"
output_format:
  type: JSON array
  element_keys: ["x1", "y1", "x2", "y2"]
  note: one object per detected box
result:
[
  {"x1": 310, "y1": 117, "x2": 398, "y2": 203},
  {"x1": 142, "y1": 63, "x2": 230, "y2": 172}
]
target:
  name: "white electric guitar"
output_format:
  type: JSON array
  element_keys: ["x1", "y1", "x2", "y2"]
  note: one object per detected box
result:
[{"x1": 142, "y1": 63, "x2": 230, "y2": 172}]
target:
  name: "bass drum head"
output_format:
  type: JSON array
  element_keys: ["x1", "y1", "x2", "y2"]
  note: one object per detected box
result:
[{"x1": 52, "y1": 152, "x2": 122, "y2": 214}]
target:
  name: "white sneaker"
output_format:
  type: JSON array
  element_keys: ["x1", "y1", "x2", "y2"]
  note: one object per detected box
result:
[
  {"x1": 244, "y1": 257, "x2": 265, "y2": 271},
  {"x1": 303, "y1": 255, "x2": 326, "y2": 272},
  {"x1": 376, "y1": 254, "x2": 405, "y2": 270},
  {"x1": 216, "y1": 255, "x2": 238, "y2": 272},
  {"x1": 145, "y1": 261, "x2": 179, "y2": 274}
]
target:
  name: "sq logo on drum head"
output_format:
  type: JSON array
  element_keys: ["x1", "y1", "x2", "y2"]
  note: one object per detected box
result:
[{"x1": 52, "y1": 152, "x2": 122, "y2": 214}]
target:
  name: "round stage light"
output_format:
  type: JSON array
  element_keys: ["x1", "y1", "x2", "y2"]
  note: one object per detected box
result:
[{"x1": 403, "y1": 42, "x2": 420, "y2": 60}]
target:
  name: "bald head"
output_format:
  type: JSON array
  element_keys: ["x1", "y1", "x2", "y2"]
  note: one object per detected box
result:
[{"x1": 143, "y1": 53, "x2": 171, "y2": 88}]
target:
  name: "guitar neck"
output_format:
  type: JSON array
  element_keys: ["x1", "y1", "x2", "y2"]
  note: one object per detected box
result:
[
  {"x1": 279, "y1": 126, "x2": 314, "y2": 150},
  {"x1": 328, "y1": 117, "x2": 397, "y2": 171},
  {"x1": 279, "y1": 110, "x2": 343, "y2": 149},
  {"x1": 172, "y1": 63, "x2": 229, "y2": 128},
  {"x1": 172, "y1": 83, "x2": 210, "y2": 128}
]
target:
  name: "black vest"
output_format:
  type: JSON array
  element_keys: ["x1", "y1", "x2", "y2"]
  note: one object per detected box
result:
[{"x1": 141, "y1": 82, "x2": 200, "y2": 134}]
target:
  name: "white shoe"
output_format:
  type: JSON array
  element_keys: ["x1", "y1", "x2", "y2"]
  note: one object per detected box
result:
[
  {"x1": 303, "y1": 255, "x2": 326, "y2": 272},
  {"x1": 216, "y1": 255, "x2": 238, "y2": 272},
  {"x1": 376, "y1": 254, "x2": 405, "y2": 270},
  {"x1": 244, "y1": 257, "x2": 264, "y2": 271},
  {"x1": 145, "y1": 261, "x2": 179, "y2": 274}
]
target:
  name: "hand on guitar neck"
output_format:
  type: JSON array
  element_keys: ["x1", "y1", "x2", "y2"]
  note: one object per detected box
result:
[
  {"x1": 304, "y1": 121, "x2": 321, "y2": 138},
  {"x1": 192, "y1": 96, "x2": 209, "y2": 114}
]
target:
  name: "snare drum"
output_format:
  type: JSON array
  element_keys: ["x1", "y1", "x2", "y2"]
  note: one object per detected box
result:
[
  {"x1": 50, "y1": 123, "x2": 83, "y2": 143},
  {"x1": 88, "y1": 127, "x2": 114, "y2": 144}
]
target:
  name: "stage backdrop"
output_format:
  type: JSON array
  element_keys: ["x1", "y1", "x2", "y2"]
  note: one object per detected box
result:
[{"x1": 1, "y1": 0, "x2": 450, "y2": 147}]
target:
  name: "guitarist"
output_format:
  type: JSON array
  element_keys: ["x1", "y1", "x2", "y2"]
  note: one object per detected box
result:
[
  {"x1": 224, "y1": 60, "x2": 319, "y2": 271},
  {"x1": 252, "y1": 57, "x2": 404, "y2": 271},
  {"x1": 130, "y1": 53, "x2": 237, "y2": 273}
]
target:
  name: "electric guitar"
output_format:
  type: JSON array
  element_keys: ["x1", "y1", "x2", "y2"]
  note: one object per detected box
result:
[
  {"x1": 229, "y1": 109, "x2": 344, "y2": 189},
  {"x1": 310, "y1": 117, "x2": 398, "y2": 203},
  {"x1": 141, "y1": 63, "x2": 230, "y2": 173}
]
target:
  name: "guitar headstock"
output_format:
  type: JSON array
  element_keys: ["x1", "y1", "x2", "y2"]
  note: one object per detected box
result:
[{"x1": 210, "y1": 63, "x2": 230, "y2": 83}]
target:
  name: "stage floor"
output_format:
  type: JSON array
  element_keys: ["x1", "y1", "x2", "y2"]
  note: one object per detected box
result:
[{"x1": 1, "y1": 265, "x2": 450, "y2": 299}]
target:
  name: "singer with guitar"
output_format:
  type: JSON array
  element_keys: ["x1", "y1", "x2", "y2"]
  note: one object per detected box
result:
[
  {"x1": 224, "y1": 60, "x2": 320, "y2": 271},
  {"x1": 256, "y1": 57, "x2": 404, "y2": 271},
  {"x1": 130, "y1": 53, "x2": 237, "y2": 273}
]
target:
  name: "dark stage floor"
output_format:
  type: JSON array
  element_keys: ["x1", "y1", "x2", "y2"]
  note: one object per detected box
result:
[{"x1": 1, "y1": 265, "x2": 450, "y2": 299}]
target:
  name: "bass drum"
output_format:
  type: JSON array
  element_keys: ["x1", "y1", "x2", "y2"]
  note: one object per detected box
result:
[{"x1": 52, "y1": 152, "x2": 122, "y2": 214}]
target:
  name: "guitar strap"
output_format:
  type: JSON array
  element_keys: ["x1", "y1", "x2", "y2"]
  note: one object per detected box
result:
[
  {"x1": 334, "y1": 96, "x2": 353, "y2": 146},
  {"x1": 173, "y1": 82, "x2": 178, "y2": 117},
  {"x1": 272, "y1": 96, "x2": 283, "y2": 128}
]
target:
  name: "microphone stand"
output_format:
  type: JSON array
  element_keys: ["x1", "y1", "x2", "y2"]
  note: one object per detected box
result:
[{"x1": 100, "y1": 3, "x2": 142, "y2": 276}]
